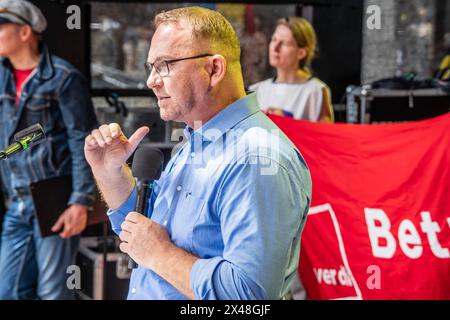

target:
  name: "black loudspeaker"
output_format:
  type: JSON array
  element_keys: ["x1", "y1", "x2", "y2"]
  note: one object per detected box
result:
[
  {"x1": 369, "y1": 95, "x2": 450, "y2": 123},
  {"x1": 346, "y1": 86, "x2": 450, "y2": 124},
  {"x1": 76, "y1": 236, "x2": 131, "y2": 300}
]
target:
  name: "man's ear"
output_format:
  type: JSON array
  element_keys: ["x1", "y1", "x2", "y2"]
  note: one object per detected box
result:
[
  {"x1": 208, "y1": 54, "x2": 227, "y2": 87},
  {"x1": 19, "y1": 25, "x2": 34, "y2": 42}
]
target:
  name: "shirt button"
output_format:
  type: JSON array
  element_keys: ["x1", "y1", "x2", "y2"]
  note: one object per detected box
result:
[
  {"x1": 176, "y1": 185, "x2": 182, "y2": 191},
  {"x1": 131, "y1": 288, "x2": 136, "y2": 294},
  {"x1": 190, "y1": 152, "x2": 195, "y2": 158}
]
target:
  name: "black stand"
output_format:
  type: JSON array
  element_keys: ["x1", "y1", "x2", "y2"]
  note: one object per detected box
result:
[{"x1": 102, "y1": 221, "x2": 108, "y2": 300}]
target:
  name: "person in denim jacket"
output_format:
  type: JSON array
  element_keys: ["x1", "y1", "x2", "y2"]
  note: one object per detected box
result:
[{"x1": 0, "y1": 0, "x2": 98, "y2": 299}]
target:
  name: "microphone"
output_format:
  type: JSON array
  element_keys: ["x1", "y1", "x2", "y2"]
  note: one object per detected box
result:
[
  {"x1": 128, "y1": 145, "x2": 164, "y2": 269},
  {"x1": 0, "y1": 123, "x2": 45, "y2": 160}
]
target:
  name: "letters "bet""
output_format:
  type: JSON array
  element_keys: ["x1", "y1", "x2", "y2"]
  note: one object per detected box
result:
[{"x1": 365, "y1": 208, "x2": 449, "y2": 259}]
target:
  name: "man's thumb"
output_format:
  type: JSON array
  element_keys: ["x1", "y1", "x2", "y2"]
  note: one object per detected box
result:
[
  {"x1": 52, "y1": 215, "x2": 64, "y2": 232},
  {"x1": 128, "y1": 126, "x2": 150, "y2": 152}
]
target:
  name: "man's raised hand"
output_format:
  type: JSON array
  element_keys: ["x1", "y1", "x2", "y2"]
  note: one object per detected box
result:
[{"x1": 84, "y1": 123, "x2": 149, "y2": 173}]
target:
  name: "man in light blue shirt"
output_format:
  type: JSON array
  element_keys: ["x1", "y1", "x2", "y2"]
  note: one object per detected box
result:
[{"x1": 84, "y1": 6, "x2": 311, "y2": 300}]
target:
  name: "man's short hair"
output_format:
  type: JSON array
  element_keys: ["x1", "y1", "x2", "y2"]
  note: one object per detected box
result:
[{"x1": 154, "y1": 6, "x2": 241, "y2": 65}]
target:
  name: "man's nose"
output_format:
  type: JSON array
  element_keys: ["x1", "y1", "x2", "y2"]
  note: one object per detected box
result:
[{"x1": 147, "y1": 68, "x2": 162, "y2": 89}]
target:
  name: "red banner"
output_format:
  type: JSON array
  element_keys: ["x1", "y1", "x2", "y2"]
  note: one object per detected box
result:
[{"x1": 270, "y1": 113, "x2": 450, "y2": 299}]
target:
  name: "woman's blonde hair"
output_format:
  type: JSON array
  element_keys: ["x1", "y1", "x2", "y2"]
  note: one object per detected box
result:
[
  {"x1": 276, "y1": 16, "x2": 317, "y2": 70},
  {"x1": 154, "y1": 6, "x2": 241, "y2": 64}
]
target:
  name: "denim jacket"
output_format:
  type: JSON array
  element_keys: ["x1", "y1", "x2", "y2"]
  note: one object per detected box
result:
[{"x1": 0, "y1": 44, "x2": 98, "y2": 207}]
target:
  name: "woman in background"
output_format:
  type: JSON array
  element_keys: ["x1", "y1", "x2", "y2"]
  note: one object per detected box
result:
[{"x1": 249, "y1": 16, "x2": 334, "y2": 123}]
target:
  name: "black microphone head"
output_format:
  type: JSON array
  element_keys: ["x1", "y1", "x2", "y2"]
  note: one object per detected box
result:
[
  {"x1": 14, "y1": 123, "x2": 45, "y2": 144},
  {"x1": 132, "y1": 145, "x2": 164, "y2": 181}
]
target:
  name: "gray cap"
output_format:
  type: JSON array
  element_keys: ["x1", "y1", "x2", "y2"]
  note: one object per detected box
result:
[{"x1": 0, "y1": 0, "x2": 47, "y2": 33}]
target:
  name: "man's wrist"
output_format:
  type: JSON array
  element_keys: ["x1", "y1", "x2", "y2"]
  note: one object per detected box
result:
[
  {"x1": 68, "y1": 192, "x2": 95, "y2": 208},
  {"x1": 94, "y1": 165, "x2": 135, "y2": 209},
  {"x1": 150, "y1": 241, "x2": 176, "y2": 271},
  {"x1": 91, "y1": 164, "x2": 124, "y2": 182}
]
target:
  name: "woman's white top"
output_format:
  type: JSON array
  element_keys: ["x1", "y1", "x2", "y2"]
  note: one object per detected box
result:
[{"x1": 249, "y1": 77, "x2": 329, "y2": 121}]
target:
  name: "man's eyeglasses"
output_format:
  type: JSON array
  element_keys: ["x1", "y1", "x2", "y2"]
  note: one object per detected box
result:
[{"x1": 144, "y1": 53, "x2": 213, "y2": 78}]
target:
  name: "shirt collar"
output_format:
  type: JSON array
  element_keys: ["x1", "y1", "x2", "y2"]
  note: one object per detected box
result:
[
  {"x1": 183, "y1": 93, "x2": 260, "y2": 142},
  {"x1": 35, "y1": 43, "x2": 54, "y2": 81}
]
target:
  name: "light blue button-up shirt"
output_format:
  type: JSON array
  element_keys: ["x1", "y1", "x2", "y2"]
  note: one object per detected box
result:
[{"x1": 108, "y1": 93, "x2": 312, "y2": 300}]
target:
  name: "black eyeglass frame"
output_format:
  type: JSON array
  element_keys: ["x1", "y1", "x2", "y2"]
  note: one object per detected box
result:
[{"x1": 144, "y1": 53, "x2": 214, "y2": 78}]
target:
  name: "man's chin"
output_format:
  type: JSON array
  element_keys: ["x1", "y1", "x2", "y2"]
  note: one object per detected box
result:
[{"x1": 159, "y1": 110, "x2": 180, "y2": 122}]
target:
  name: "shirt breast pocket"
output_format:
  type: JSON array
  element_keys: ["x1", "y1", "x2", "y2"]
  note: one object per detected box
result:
[
  {"x1": 24, "y1": 97, "x2": 52, "y2": 126},
  {"x1": 170, "y1": 191, "x2": 206, "y2": 253}
]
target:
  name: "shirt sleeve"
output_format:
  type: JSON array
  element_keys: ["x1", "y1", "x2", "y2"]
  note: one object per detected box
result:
[
  {"x1": 107, "y1": 181, "x2": 161, "y2": 235},
  {"x1": 190, "y1": 153, "x2": 310, "y2": 300},
  {"x1": 57, "y1": 70, "x2": 98, "y2": 207},
  {"x1": 107, "y1": 189, "x2": 136, "y2": 235}
]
